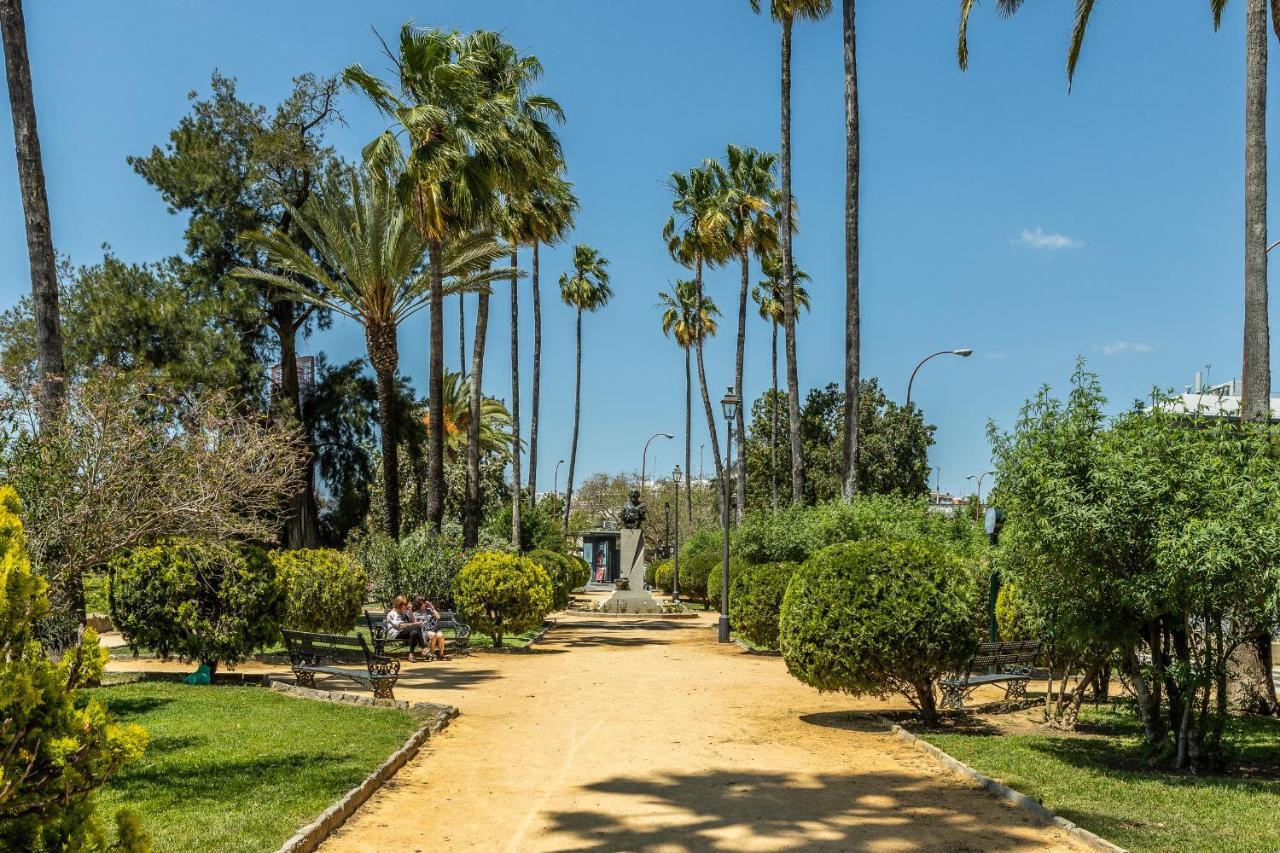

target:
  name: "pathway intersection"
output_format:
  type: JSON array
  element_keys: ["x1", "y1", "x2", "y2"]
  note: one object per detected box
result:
[{"x1": 315, "y1": 611, "x2": 1082, "y2": 852}]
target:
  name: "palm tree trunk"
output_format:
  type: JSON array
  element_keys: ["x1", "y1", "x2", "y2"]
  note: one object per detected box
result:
[
  {"x1": 426, "y1": 239, "x2": 446, "y2": 533},
  {"x1": 274, "y1": 299, "x2": 319, "y2": 548},
  {"x1": 509, "y1": 250, "x2": 523, "y2": 551},
  {"x1": 779, "y1": 15, "x2": 805, "y2": 505},
  {"x1": 694, "y1": 258, "x2": 726, "y2": 491},
  {"x1": 685, "y1": 347, "x2": 693, "y2": 523},
  {"x1": 458, "y1": 293, "x2": 467, "y2": 376},
  {"x1": 841, "y1": 0, "x2": 861, "y2": 504},
  {"x1": 770, "y1": 318, "x2": 779, "y2": 510},
  {"x1": 367, "y1": 322, "x2": 401, "y2": 540},
  {"x1": 528, "y1": 240, "x2": 541, "y2": 509},
  {"x1": 464, "y1": 286, "x2": 490, "y2": 549},
  {"x1": 1, "y1": 0, "x2": 64, "y2": 429},
  {"x1": 563, "y1": 306, "x2": 583, "y2": 533},
  {"x1": 734, "y1": 249, "x2": 749, "y2": 523}
]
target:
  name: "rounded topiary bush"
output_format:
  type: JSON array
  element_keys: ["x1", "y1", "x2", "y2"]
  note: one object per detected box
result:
[
  {"x1": 649, "y1": 560, "x2": 670, "y2": 591},
  {"x1": 677, "y1": 550, "x2": 717, "y2": 606},
  {"x1": 110, "y1": 542, "x2": 283, "y2": 672},
  {"x1": 272, "y1": 549, "x2": 367, "y2": 634},
  {"x1": 729, "y1": 560, "x2": 798, "y2": 649},
  {"x1": 704, "y1": 556, "x2": 745, "y2": 612},
  {"x1": 453, "y1": 551, "x2": 553, "y2": 647},
  {"x1": 779, "y1": 540, "x2": 980, "y2": 724},
  {"x1": 529, "y1": 549, "x2": 577, "y2": 610},
  {"x1": 569, "y1": 554, "x2": 591, "y2": 589}
]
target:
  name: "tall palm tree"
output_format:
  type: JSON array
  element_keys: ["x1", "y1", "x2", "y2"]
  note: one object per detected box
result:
[
  {"x1": 421, "y1": 369, "x2": 516, "y2": 462},
  {"x1": 753, "y1": 255, "x2": 810, "y2": 509},
  {"x1": 712, "y1": 144, "x2": 779, "y2": 522},
  {"x1": 840, "y1": 0, "x2": 860, "y2": 503},
  {"x1": 664, "y1": 166, "x2": 733, "y2": 497},
  {"x1": 660, "y1": 280, "x2": 721, "y2": 523},
  {"x1": 524, "y1": 178, "x2": 579, "y2": 512},
  {"x1": 1, "y1": 0, "x2": 65, "y2": 429},
  {"x1": 957, "y1": 0, "x2": 1280, "y2": 717},
  {"x1": 750, "y1": 0, "x2": 833, "y2": 506},
  {"x1": 236, "y1": 170, "x2": 507, "y2": 540},
  {"x1": 345, "y1": 26, "x2": 542, "y2": 533},
  {"x1": 559, "y1": 244, "x2": 613, "y2": 532}
]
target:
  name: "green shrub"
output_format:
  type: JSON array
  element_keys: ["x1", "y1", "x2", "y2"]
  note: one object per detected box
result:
[
  {"x1": 779, "y1": 539, "x2": 980, "y2": 724},
  {"x1": 674, "y1": 529, "x2": 722, "y2": 605},
  {"x1": 644, "y1": 560, "x2": 659, "y2": 588},
  {"x1": 529, "y1": 549, "x2": 578, "y2": 610},
  {"x1": 110, "y1": 541, "x2": 283, "y2": 672},
  {"x1": 453, "y1": 551, "x2": 553, "y2": 647},
  {"x1": 357, "y1": 526, "x2": 468, "y2": 609},
  {"x1": 652, "y1": 560, "x2": 672, "y2": 592},
  {"x1": 729, "y1": 560, "x2": 798, "y2": 648},
  {"x1": 705, "y1": 556, "x2": 746, "y2": 612},
  {"x1": 735, "y1": 496, "x2": 988, "y2": 566},
  {"x1": 272, "y1": 549, "x2": 367, "y2": 633},
  {"x1": 483, "y1": 501, "x2": 566, "y2": 553},
  {"x1": 569, "y1": 554, "x2": 591, "y2": 589},
  {"x1": 0, "y1": 485, "x2": 149, "y2": 851},
  {"x1": 995, "y1": 579, "x2": 1037, "y2": 642}
]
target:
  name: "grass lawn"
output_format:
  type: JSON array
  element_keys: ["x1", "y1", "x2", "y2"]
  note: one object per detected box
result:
[
  {"x1": 467, "y1": 624, "x2": 544, "y2": 649},
  {"x1": 86, "y1": 681, "x2": 423, "y2": 852},
  {"x1": 920, "y1": 705, "x2": 1280, "y2": 852}
]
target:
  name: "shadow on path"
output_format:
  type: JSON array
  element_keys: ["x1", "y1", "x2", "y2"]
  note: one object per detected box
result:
[{"x1": 543, "y1": 768, "x2": 1044, "y2": 851}]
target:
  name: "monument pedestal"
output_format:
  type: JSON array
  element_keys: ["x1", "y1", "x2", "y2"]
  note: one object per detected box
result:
[{"x1": 619, "y1": 528, "x2": 645, "y2": 590}]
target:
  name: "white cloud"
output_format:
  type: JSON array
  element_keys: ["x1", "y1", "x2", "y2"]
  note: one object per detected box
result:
[
  {"x1": 1014, "y1": 227, "x2": 1084, "y2": 251},
  {"x1": 1101, "y1": 341, "x2": 1152, "y2": 356}
]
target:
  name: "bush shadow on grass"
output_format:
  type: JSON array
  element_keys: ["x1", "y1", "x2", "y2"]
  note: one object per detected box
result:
[
  {"x1": 93, "y1": 694, "x2": 178, "y2": 718},
  {"x1": 800, "y1": 709, "x2": 1008, "y2": 737},
  {"x1": 542, "y1": 769, "x2": 1047, "y2": 852}
]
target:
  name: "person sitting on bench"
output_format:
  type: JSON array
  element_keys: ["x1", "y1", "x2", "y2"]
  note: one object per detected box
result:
[
  {"x1": 413, "y1": 596, "x2": 448, "y2": 661},
  {"x1": 386, "y1": 596, "x2": 425, "y2": 662}
]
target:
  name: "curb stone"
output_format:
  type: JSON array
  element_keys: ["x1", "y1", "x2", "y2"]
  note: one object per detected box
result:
[
  {"x1": 275, "y1": 687, "x2": 458, "y2": 853},
  {"x1": 880, "y1": 717, "x2": 1126, "y2": 853}
]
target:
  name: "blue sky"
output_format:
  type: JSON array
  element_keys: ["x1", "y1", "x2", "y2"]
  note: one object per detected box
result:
[{"x1": 0, "y1": 1, "x2": 1271, "y2": 497}]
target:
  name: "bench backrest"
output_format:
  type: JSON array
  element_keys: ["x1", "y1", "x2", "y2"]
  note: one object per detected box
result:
[
  {"x1": 971, "y1": 639, "x2": 1040, "y2": 673},
  {"x1": 283, "y1": 629, "x2": 374, "y2": 667}
]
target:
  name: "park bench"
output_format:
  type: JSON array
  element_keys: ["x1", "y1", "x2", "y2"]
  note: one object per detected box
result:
[
  {"x1": 940, "y1": 639, "x2": 1040, "y2": 711},
  {"x1": 364, "y1": 609, "x2": 473, "y2": 658},
  {"x1": 282, "y1": 629, "x2": 399, "y2": 699}
]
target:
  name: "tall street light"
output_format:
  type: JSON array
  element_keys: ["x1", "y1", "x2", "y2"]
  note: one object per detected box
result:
[
  {"x1": 718, "y1": 386, "x2": 740, "y2": 643},
  {"x1": 553, "y1": 459, "x2": 566, "y2": 502},
  {"x1": 906, "y1": 348, "x2": 973, "y2": 408},
  {"x1": 672, "y1": 464, "x2": 681, "y2": 602},
  {"x1": 965, "y1": 470, "x2": 996, "y2": 521},
  {"x1": 640, "y1": 432, "x2": 674, "y2": 500}
]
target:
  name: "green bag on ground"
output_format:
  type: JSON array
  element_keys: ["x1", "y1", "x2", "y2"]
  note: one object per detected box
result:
[{"x1": 182, "y1": 664, "x2": 212, "y2": 685}]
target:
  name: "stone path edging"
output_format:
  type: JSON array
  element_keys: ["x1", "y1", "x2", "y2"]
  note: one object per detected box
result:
[
  {"x1": 274, "y1": 684, "x2": 458, "y2": 853},
  {"x1": 881, "y1": 718, "x2": 1126, "y2": 853}
]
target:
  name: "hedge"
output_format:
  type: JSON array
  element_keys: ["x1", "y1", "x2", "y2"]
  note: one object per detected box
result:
[{"x1": 729, "y1": 560, "x2": 798, "y2": 649}]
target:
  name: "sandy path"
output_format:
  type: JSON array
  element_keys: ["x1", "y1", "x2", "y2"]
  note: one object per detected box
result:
[{"x1": 313, "y1": 611, "x2": 1080, "y2": 852}]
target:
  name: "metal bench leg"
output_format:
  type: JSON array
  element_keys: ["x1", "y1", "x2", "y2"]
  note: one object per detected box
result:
[
  {"x1": 1003, "y1": 679, "x2": 1029, "y2": 709},
  {"x1": 941, "y1": 683, "x2": 969, "y2": 711},
  {"x1": 372, "y1": 679, "x2": 396, "y2": 700},
  {"x1": 294, "y1": 669, "x2": 316, "y2": 689}
]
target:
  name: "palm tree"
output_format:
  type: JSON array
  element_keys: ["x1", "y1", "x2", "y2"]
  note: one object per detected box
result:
[
  {"x1": 345, "y1": 26, "x2": 544, "y2": 533},
  {"x1": 664, "y1": 166, "x2": 733, "y2": 499},
  {"x1": 750, "y1": 0, "x2": 833, "y2": 506},
  {"x1": 713, "y1": 144, "x2": 779, "y2": 522},
  {"x1": 753, "y1": 255, "x2": 810, "y2": 509},
  {"x1": 236, "y1": 170, "x2": 507, "y2": 540},
  {"x1": 524, "y1": 178, "x2": 579, "y2": 512},
  {"x1": 1, "y1": 0, "x2": 65, "y2": 430},
  {"x1": 957, "y1": 0, "x2": 1279, "y2": 717},
  {"x1": 421, "y1": 369, "x2": 516, "y2": 462},
  {"x1": 559, "y1": 244, "x2": 613, "y2": 532},
  {"x1": 660, "y1": 280, "x2": 721, "y2": 523}
]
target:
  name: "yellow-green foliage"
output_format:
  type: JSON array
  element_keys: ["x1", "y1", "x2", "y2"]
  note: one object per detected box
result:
[
  {"x1": 995, "y1": 580, "x2": 1037, "y2": 642},
  {"x1": 272, "y1": 549, "x2": 367, "y2": 634},
  {"x1": 453, "y1": 551, "x2": 552, "y2": 647},
  {"x1": 651, "y1": 560, "x2": 672, "y2": 592},
  {"x1": 0, "y1": 486, "x2": 149, "y2": 851}
]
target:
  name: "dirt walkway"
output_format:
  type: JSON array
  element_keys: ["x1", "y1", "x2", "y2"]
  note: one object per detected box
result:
[{"x1": 314, "y1": 612, "x2": 1080, "y2": 852}]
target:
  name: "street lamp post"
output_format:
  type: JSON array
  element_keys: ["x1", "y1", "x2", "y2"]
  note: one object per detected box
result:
[
  {"x1": 553, "y1": 459, "x2": 566, "y2": 502},
  {"x1": 718, "y1": 387, "x2": 741, "y2": 643},
  {"x1": 672, "y1": 464, "x2": 682, "y2": 601},
  {"x1": 906, "y1": 348, "x2": 973, "y2": 408},
  {"x1": 965, "y1": 471, "x2": 996, "y2": 521},
  {"x1": 640, "y1": 432, "x2": 674, "y2": 501}
]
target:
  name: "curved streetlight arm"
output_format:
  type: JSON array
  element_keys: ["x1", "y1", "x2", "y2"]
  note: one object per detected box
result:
[
  {"x1": 906, "y1": 349, "x2": 973, "y2": 408},
  {"x1": 640, "y1": 432, "x2": 674, "y2": 497}
]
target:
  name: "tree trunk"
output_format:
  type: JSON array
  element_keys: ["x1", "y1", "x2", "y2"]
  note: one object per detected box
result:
[
  {"x1": 841, "y1": 0, "x2": 861, "y2": 504},
  {"x1": 779, "y1": 16, "x2": 805, "y2": 505},
  {"x1": 509, "y1": 250, "x2": 523, "y2": 551},
  {"x1": 274, "y1": 298, "x2": 319, "y2": 548},
  {"x1": 913, "y1": 679, "x2": 939, "y2": 727},
  {"x1": 770, "y1": 319, "x2": 779, "y2": 509},
  {"x1": 563, "y1": 307, "x2": 584, "y2": 533},
  {"x1": 694, "y1": 261, "x2": 726, "y2": 490},
  {"x1": 685, "y1": 347, "x2": 693, "y2": 523},
  {"x1": 463, "y1": 285, "x2": 490, "y2": 549},
  {"x1": 528, "y1": 240, "x2": 541, "y2": 509},
  {"x1": 458, "y1": 292, "x2": 466, "y2": 376},
  {"x1": 1, "y1": 0, "x2": 65, "y2": 429},
  {"x1": 734, "y1": 249, "x2": 749, "y2": 524},
  {"x1": 367, "y1": 322, "x2": 401, "y2": 540},
  {"x1": 426, "y1": 240, "x2": 446, "y2": 532}
]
